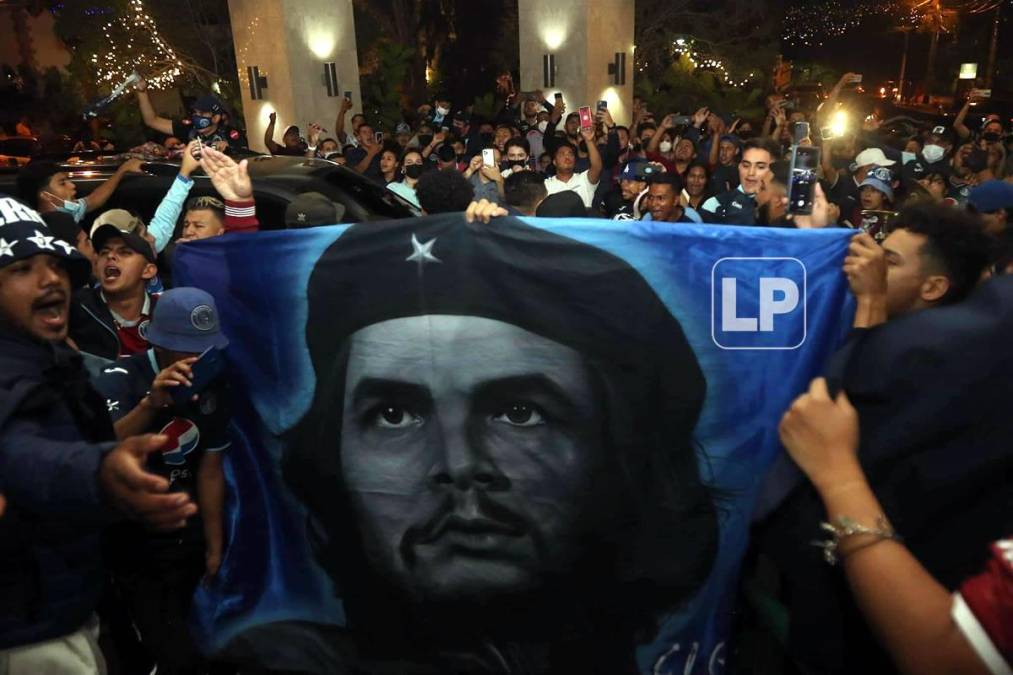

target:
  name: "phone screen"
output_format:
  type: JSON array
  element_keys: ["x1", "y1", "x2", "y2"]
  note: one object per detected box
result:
[
  {"x1": 344, "y1": 90, "x2": 352, "y2": 100},
  {"x1": 597, "y1": 100, "x2": 608, "y2": 112},
  {"x1": 788, "y1": 146, "x2": 820, "y2": 215},
  {"x1": 554, "y1": 92, "x2": 563, "y2": 101},
  {"x1": 578, "y1": 106, "x2": 593, "y2": 130},
  {"x1": 793, "y1": 121, "x2": 810, "y2": 145},
  {"x1": 375, "y1": 132, "x2": 383, "y2": 143}
]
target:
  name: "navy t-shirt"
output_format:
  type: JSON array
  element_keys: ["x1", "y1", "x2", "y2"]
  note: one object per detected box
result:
[{"x1": 93, "y1": 349, "x2": 230, "y2": 554}]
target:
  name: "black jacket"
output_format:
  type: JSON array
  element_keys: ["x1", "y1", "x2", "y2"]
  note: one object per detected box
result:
[
  {"x1": 69, "y1": 286, "x2": 158, "y2": 361},
  {"x1": 0, "y1": 328, "x2": 116, "y2": 648},
  {"x1": 757, "y1": 276, "x2": 1013, "y2": 673}
]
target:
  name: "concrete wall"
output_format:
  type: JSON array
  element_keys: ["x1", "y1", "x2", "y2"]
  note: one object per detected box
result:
[
  {"x1": 228, "y1": 0, "x2": 361, "y2": 153},
  {"x1": 518, "y1": 0, "x2": 634, "y2": 127}
]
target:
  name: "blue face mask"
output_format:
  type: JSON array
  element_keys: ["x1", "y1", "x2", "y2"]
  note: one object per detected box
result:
[
  {"x1": 44, "y1": 192, "x2": 87, "y2": 223},
  {"x1": 191, "y1": 114, "x2": 213, "y2": 130}
]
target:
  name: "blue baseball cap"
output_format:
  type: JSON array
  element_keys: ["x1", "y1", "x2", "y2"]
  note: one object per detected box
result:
[
  {"x1": 968, "y1": 180, "x2": 1013, "y2": 213},
  {"x1": 615, "y1": 157, "x2": 648, "y2": 178},
  {"x1": 146, "y1": 287, "x2": 229, "y2": 353},
  {"x1": 859, "y1": 166, "x2": 895, "y2": 203}
]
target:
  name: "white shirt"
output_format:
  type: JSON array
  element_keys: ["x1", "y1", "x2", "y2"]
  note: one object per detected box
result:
[{"x1": 544, "y1": 170, "x2": 599, "y2": 208}]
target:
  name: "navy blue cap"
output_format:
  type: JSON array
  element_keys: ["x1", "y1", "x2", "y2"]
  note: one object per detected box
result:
[
  {"x1": 0, "y1": 195, "x2": 91, "y2": 287},
  {"x1": 968, "y1": 180, "x2": 1013, "y2": 213},
  {"x1": 146, "y1": 287, "x2": 229, "y2": 353},
  {"x1": 192, "y1": 94, "x2": 223, "y2": 114},
  {"x1": 619, "y1": 159, "x2": 661, "y2": 181}
]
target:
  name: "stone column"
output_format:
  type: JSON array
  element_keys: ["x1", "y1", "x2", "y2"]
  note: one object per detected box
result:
[
  {"x1": 517, "y1": 0, "x2": 635, "y2": 126},
  {"x1": 227, "y1": 0, "x2": 362, "y2": 153}
]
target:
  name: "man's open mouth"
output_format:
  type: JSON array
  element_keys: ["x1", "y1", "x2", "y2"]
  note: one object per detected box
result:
[
  {"x1": 103, "y1": 265, "x2": 121, "y2": 281},
  {"x1": 32, "y1": 292, "x2": 67, "y2": 328}
]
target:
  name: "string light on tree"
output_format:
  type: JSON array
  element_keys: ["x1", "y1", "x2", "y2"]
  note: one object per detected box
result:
[
  {"x1": 90, "y1": 0, "x2": 183, "y2": 89},
  {"x1": 671, "y1": 39, "x2": 760, "y2": 88}
]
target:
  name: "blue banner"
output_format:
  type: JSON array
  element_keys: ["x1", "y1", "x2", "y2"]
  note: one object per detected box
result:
[{"x1": 175, "y1": 215, "x2": 854, "y2": 674}]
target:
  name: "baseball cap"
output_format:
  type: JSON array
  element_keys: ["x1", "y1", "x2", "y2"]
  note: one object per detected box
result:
[
  {"x1": 285, "y1": 192, "x2": 345, "y2": 228},
  {"x1": 192, "y1": 94, "x2": 223, "y2": 114},
  {"x1": 0, "y1": 195, "x2": 91, "y2": 287},
  {"x1": 619, "y1": 159, "x2": 651, "y2": 181},
  {"x1": 968, "y1": 180, "x2": 1013, "y2": 213},
  {"x1": 859, "y1": 166, "x2": 895, "y2": 203},
  {"x1": 395, "y1": 122, "x2": 412, "y2": 135},
  {"x1": 90, "y1": 224, "x2": 156, "y2": 263},
  {"x1": 854, "y1": 148, "x2": 896, "y2": 168},
  {"x1": 145, "y1": 287, "x2": 229, "y2": 353},
  {"x1": 90, "y1": 208, "x2": 144, "y2": 238}
]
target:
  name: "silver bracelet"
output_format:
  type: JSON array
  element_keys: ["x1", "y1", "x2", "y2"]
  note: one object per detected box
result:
[{"x1": 812, "y1": 515, "x2": 901, "y2": 566}]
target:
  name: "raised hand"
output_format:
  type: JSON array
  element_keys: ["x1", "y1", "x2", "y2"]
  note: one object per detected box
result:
[{"x1": 200, "y1": 146, "x2": 252, "y2": 201}]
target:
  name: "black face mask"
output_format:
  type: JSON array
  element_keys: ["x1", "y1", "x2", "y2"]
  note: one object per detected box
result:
[
  {"x1": 418, "y1": 134, "x2": 433, "y2": 147},
  {"x1": 498, "y1": 161, "x2": 511, "y2": 171},
  {"x1": 480, "y1": 132, "x2": 494, "y2": 144},
  {"x1": 456, "y1": 153, "x2": 466, "y2": 163},
  {"x1": 982, "y1": 131, "x2": 1000, "y2": 143},
  {"x1": 404, "y1": 164, "x2": 424, "y2": 179},
  {"x1": 510, "y1": 161, "x2": 527, "y2": 171}
]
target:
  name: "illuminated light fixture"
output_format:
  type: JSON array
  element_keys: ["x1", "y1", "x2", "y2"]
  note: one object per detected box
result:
[
  {"x1": 542, "y1": 27, "x2": 565, "y2": 50},
  {"x1": 607, "y1": 51, "x2": 626, "y2": 86},
  {"x1": 959, "y1": 63, "x2": 977, "y2": 80},
  {"x1": 322, "y1": 62, "x2": 339, "y2": 96},
  {"x1": 542, "y1": 54, "x2": 556, "y2": 88},
  {"x1": 247, "y1": 66, "x2": 268, "y2": 100}
]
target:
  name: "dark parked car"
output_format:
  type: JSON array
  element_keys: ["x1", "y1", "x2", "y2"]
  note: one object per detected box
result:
[{"x1": 0, "y1": 153, "x2": 420, "y2": 232}]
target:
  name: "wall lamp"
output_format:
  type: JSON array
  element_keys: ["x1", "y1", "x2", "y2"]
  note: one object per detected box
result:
[
  {"x1": 247, "y1": 66, "x2": 268, "y2": 100},
  {"x1": 542, "y1": 53, "x2": 556, "y2": 88},
  {"x1": 608, "y1": 52, "x2": 627, "y2": 86}
]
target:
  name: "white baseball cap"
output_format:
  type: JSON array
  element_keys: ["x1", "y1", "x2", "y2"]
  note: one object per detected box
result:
[
  {"x1": 89, "y1": 209, "x2": 144, "y2": 238},
  {"x1": 854, "y1": 148, "x2": 895, "y2": 168}
]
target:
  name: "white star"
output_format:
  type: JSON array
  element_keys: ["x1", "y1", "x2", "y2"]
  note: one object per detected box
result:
[
  {"x1": 405, "y1": 233, "x2": 441, "y2": 268},
  {"x1": 54, "y1": 239, "x2": 77, "y2": 256},
  {"x1": 27, "y1": 230, "x2": 55, "y2": 251},
  {"x1": 106, "y1": 399, "x2": 120, "y2": 412},
  {"x1": 296, "y1": 212, "x2": 307, "y2": 223},
  {"x1": 0, "y1": 238, "x2": 15, "y2": 257}
]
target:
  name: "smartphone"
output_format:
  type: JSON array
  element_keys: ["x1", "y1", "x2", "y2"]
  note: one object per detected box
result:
[
  {"x1": 788, "y1": 145, "x2": 820, "y2": 215},
  {"x1": 554, "y1": 92, "x2": 563, "y2": 102},
  {"x1": 970, "y1": 88, "x2": 992, "y2": 99},
  {"x1": 820, "y1": 126, "x2": 835, "y2": 141},
  {"x1": 596, "y1": 100, "x2": 608, "y2": 112},
  {"x1": 670, "y1": 115, "x2": 692, "y2": 126},
  {"x1": 375, "y1": 131, "x2": 383, "y2": 143},
  {"x1": 859, "y1": 210, "x2": 898, "y2": 243},
  {"x1": 482, "y1": 148, "x2": 495, "y2": 167},
  {"x1": 932, "y1": 125, "x2": 946, "y2": 135},
  {"x1": 793, "y1": 121, "x2": 810, "y2": 145},
  {"x1": 193, "y1": 136, "x2": 203, "y2": 160},
  {"x1": 578, "y1": 105, "x2": 593, "y2": 130},
  {"x1": 344, "y1": 90, "x2": 352, "y2": 100},
  {"x1": 850, "y1": 74, "x2": 863, "y2": 84},
  {"x1": 171, "y1": 346, "x2": 225, "y2": 407}
]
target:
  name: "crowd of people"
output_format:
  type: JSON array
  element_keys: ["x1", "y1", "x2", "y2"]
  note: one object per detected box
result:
[{"x1": 0, "y1": 64, "x2": 1009, "y2": 675}]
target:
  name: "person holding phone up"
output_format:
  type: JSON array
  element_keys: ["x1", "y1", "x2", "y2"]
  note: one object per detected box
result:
[{"x1": 93, "y1": 287, "x2": 231, "y2": 675}]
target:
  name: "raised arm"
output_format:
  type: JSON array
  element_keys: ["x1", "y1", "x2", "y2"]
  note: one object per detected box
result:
[
  {"x1": 147, "y1": 141, "x2": 199, "y2": 252},
  {"x1": 83, "y1": 158, "x2": 144, "y2": 213},
  {"x1": 135, "y1": 76, "x2": 174, "y2": 136},
  {"x1": 334, "y1": 96, "x2": 353, "y2": 145},
  {"x1": 953, "y1": 96, "x2": 975, "y2": 141},
  {"x1": 263, "y1": 112, "x2": 282, "y2": 154},
  {"x1": 779, "y1": 379, "x2": 994, "y2": 675},
  {"x1": 582, "y1": 127, "x2": 603, "y2": 185}
]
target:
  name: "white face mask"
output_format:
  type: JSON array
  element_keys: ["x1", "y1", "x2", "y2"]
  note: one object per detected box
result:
[
  {"x1": 922, "y1": 144, "x2": 946, "y2": 164},
  {"x1": 537, "y1": 120, "x2": 548, "y2": 133},
  {"x1": 659, "y1": 140, "x2": 673, "y2": 153},
  {"x1": 436, "y1": 106, "x2": 450, "y2": 117}
]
